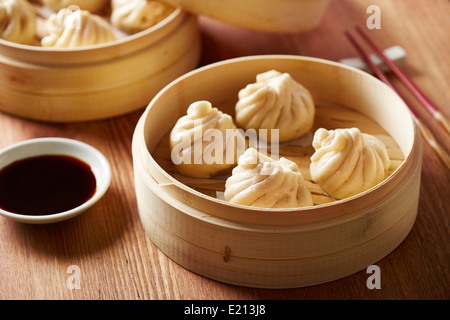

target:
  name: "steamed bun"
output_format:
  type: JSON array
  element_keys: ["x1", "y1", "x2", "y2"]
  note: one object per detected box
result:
[
  {"x1": 111, "y1": 0, "x2": 175, "y2": 33},
  {"x1": 310, "y1": 127, "x2": 390, "y2": 199},
  {"x1": 170, "y1": 101, "x2": 245, "y2": 178},
  {"x1": 224, "y1": 148, "x2": 313, "y2": 208},
  {"x1": 235, "y1": 70, "x2": 315, "y2": 142},
  {"x1": 41, "y1": 7, "x2": 116, "y2": 48},
  {"x1": 42, "y1": 0, "x2": 110, "y2": 13},
  {"x1": 0, "y1": 0, "x2": 36, "y2": 44}
]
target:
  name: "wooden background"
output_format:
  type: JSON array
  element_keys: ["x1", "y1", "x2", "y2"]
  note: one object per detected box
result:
[{"x1": 0, "y1": 0, "x2": 448, "y2": 300}]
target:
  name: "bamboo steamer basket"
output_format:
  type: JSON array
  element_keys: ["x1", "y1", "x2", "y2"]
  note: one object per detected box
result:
[
  {"x1": 0, "y1": 7, "x2": 201, "y2": 122},
  {"x1": 160, "y1": 0, "x2": 331, "y2": 33},
  {"x1": 132, "y1": 55, "x2": 422, "y2": 288}
]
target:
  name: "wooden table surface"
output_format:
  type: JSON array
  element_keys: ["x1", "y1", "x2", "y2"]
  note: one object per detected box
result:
[{"x1": 0, "y1": 0, "x2": 448, "y2": 300}]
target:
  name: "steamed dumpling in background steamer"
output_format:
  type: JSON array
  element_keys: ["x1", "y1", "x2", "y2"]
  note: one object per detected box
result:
[
  {"x1": 42, "y1": 0, "x2": 110, "y2": 13},
  {"x1": 235, "y1": 70, "x2": 315, "y2": 142},
  {"x1": 224, "y1": 147, "x2": 313, "y2": 208},
  {"x1": 111, "y1": 0, "x2": 175, "y2": 33},
  {"x1": 0, "y1": 0, "x2": 36, "y2": 44},
  {"x1": 310, "y1": 127, "x2": 391, "y2": 200},
  {"x1": 41, "y1": 7, "x2": 116, "y2": 48}
]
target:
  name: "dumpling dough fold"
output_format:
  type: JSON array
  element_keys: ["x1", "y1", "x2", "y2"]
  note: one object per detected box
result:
[
  {"x1": 41, "y1": 7, "x2": 116, "y2": 48},
  {"x1": 310, "y1": 127, "x2": 390, "y2": 199},
  {"x1": 111, "y1": 0, "x2": 175, "y2": 33},
  {"x1": 170, "y1": 101, "x2": 245, "y2": 178},
  {"x1": 42, "y1": 0, "x2": 110, "y2": 13},
  {"x1": 235, "y1": 70, "x2": 315, "y2": 142},
  {"x1": 225, "y1": 147, "x2": 313, "y2": 208},
  {"x1": 0, "y1": 0, "x2": 36, "y2": 44}
]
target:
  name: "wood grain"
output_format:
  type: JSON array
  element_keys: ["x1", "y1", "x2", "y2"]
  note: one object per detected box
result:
[{"x1": 0, "y1": 0, "x2": 449, "y2": 299}]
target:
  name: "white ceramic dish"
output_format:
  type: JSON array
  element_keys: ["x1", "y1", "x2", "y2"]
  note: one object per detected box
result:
[{"x1": 0, "y1": 137, "x2": 111, "y2": 224}]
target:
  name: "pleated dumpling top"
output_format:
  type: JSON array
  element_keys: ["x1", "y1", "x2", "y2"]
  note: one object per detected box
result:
[
  {"x1": 0, "y1": 0, "x2": 36, "y2": 44},
  {"x1": 235, "y1": 70, "x2": 315, "y2": 142},
  {"x1": 111, "y1": 0, "x2": 175, "y2": 33},
  {"x1": 42, "y1": 0, "x2": 110, "y2": 13},
  {"x1": 224, "y1": 148, "x2": 313, "y2": 208},
  {"x1": 170, "y1": 100, "x2": 245, "y2": 178},
  {"x1": 41, "y1": 7, "x2": 116, "y2": 48},
  {"x1": 310, "y1": 127, "x2": 391, "y2": 199}
]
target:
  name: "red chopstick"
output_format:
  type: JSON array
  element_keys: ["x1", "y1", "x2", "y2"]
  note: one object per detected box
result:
[
  {"x1": 344, "y1": 30, "x2": 450, "y2": 171},
  {"x1": 354, "y1": 26, "x2": 450, "y2": 136}
]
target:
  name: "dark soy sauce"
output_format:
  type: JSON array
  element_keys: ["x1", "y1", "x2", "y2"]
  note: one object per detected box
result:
[{"x1": 0, "y1": 155, "x2": 97, "y2": 215}]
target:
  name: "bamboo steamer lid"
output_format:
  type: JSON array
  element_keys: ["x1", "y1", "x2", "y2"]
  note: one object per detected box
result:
[
  {"x1": 0, "y1": 6, "x2": 201, "y2": 122},
  {"x1": 132, "y1": 55, "x2": 423, "y2": 288},
  {"x1": 159, "y1": 0, "x2": 331, "y2": 33}
]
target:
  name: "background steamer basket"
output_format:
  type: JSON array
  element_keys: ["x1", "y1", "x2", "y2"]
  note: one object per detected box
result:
[
  {"x1": 0, "y1": 8, "x2": 201, "y2": 123},
  {"x1": 132, "y1": 55, "x2": 422, "y2": 289},
  {"x1": 160, "y1": 0, "x2": 331, "y2": 33}
]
